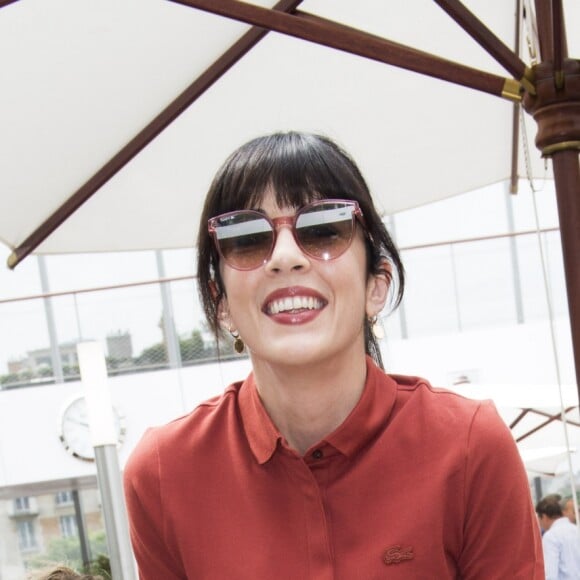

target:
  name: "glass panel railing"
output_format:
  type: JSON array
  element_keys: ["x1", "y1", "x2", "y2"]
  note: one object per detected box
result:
[{"x1": 0, "y1": 228, "x2": 566, "y2": 389}]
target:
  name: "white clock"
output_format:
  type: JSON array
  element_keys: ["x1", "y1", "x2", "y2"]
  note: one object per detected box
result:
[{"x1": 59, "y1": 395, "x2": 126, "y2": 462}]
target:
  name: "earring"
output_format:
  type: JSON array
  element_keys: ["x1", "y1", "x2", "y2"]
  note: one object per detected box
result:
[
  {"x1": 369, "y1": 315, "x2": 384, "y2": 340},
  {"x1": 230, "y1": 329, "x2": 245, "y2": 354}
]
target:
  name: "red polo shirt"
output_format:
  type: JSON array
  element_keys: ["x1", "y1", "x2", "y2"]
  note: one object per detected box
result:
[{"x1": 124, "y1": 357, "x2": 543, "y2": 579}]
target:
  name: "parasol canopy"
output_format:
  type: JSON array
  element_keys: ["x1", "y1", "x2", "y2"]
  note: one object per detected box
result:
[
  {"x1": 0, "y1": 0, "x2": 578, "y2": 391},
  {"x1": 0, "y1": 0, "x2": 576, "y2": 256}
]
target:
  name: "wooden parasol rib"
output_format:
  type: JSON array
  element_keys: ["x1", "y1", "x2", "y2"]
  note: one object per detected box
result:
[
  {"x1": 516, "y1": 407, "x2": 577, "y2": 442},
  {"x1": 6, "y1": 0, "x2": 304, "y2": 269},
  {"x1": 170, "y1": 0, "x2": 520, "y2": 99},
  {"x1": 433, "y1": 0, "x2": 527, "y2": 79},
  {"x1": 168, "y1": 0, "x2": 580, "y2": 406}
]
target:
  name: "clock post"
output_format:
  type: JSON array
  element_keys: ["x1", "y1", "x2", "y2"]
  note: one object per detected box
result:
[{"x1": 77, "y1": 341, "x2": 137, "y2": 580}]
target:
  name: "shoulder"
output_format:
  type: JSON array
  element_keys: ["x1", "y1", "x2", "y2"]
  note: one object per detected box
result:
[
  {"x1": 125, "y1": 382, "x2": 243, "y2": 473},
  {"x1": 549, "y1": 517, "x2": 576, "y2": 537},
  {"x1": 388, "y1": 372, "x2": 501, "y2": 427},
  {"x1": 384, "y1": 372, "x2": 514, "y2": 463},
  {"x1": 542, "y1": 525, "x2": 559, "y2": 544},
  {"x1": 390, "y1": 372, "x2": 481, "y2": 404}
]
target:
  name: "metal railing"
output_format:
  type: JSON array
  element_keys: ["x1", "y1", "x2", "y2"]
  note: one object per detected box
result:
[{"x1": 0, "y1": 227, "x2": 564, "y2": 389}]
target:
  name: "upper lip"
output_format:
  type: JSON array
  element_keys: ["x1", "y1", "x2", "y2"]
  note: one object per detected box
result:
[{"x1": 262, "y1": 286, "x2": 327, "y2": 313}]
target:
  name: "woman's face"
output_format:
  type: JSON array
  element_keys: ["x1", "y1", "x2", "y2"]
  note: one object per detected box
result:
[{"x1": 218, "y1": 190, "x2": 388, "y2": 369}]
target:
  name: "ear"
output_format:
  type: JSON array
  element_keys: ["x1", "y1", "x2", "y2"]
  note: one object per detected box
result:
[
  {"x1": 216, "y1": 294, "x2": 235, "y2": 334},
  {"x1": 208, "y1": 279, "x2": 220, "y2": 302},
  {"x1": 210, "y1": 278, "x2": 233, "y2": 331},
  {"x1": 365, "y1": 259, "x2": 391, "y2": 318}
]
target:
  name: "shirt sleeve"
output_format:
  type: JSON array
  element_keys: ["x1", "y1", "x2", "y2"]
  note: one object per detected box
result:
[
  {"x1": 457, "y1": 400, "x2": 544, "y2": 579},
  {"x1": 123, "y1": 428, "x2": 186, "y2": 580},
  {"x1": 542, "y1": 532, "x2": 560, "y2": 580}
]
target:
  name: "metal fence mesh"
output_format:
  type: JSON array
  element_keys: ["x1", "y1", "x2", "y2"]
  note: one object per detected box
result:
[
  {"x1": 0, "y1": 229, "x2": 567, "y2": 389},
  {"x1": 0, "y1": 277, "x2": 244, "y2": 389}
]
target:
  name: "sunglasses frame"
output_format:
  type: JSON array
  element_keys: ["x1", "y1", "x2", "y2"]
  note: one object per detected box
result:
[{"x1": 208, "y1": 199, "x2": 365, "y2": 271}]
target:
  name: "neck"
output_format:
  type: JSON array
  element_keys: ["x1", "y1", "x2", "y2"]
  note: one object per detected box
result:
[
  {"x1": 251, "y1": 351, "x2": 368, "y2": 456},
  {"x1": 545, "y1": 517, "x2": 563, "y2": 531}
]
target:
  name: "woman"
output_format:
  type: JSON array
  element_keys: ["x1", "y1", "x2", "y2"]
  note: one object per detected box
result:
[{"x1": 124, "y1": 132, "x2": 543, "y2": 579}]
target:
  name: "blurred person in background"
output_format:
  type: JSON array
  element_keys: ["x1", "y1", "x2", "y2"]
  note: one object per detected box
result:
[
  {"x1": 536, "y1": 494, "x2": 580, "y2": 579},
  {"x1": 560, "y1": 496, "x2": 578, "y2": 524}
]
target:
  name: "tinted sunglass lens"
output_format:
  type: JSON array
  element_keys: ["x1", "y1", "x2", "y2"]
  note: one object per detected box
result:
[
  {"x1": 215, "y1": 214, "x2": 274, "y2": 269},
  {"x1": 296, "y1": 204, "x2": 354, "y2": 259}
]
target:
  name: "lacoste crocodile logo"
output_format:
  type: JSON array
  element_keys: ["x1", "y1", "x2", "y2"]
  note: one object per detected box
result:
[{"x1": 383, "y1": 545, "x2": 414, "y2": 565}]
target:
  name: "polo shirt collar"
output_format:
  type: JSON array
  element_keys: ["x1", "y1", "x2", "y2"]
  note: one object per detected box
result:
[
  {"x1": 238, "y1": 356, "x2": 398, "y2": 464},
  {"x1": 238, "y1": 372, "x2": 281, "y2": 464}
]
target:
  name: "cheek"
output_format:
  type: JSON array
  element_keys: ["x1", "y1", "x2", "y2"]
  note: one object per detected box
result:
[
  {"x1": 338, "y1": 246, "x2": 369, "y2": 289},
  {"x1": 321, "y1": 259, "x2": 368, "y2": 313},
  {"x1": 219, "y1": 264, "x2": 244, "y2": 297},
  {"x1": 220, "y1": 268, "x2": 260, "y2": 312}
]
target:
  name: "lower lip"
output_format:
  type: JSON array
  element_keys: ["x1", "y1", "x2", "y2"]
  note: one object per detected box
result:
[{"x1": 267, "y1": 308, "x2": 323, "y2": 325}]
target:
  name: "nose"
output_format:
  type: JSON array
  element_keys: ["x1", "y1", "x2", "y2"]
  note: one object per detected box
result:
[{"x1": 265, "y1": 224, "x2": 310, "y2": 273}]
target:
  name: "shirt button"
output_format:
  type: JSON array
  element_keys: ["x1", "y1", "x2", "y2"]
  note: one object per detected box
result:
[{"x1": 312, "y1": 449, "x2": 323, "y2": 460}]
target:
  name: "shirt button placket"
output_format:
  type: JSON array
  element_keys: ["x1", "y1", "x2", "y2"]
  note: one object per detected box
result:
[{"x1": 296, "y1": 455, "x2": 333, "y2": 579}]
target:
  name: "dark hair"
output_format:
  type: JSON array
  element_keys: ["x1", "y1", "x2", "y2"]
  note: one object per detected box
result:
[
  {"x1": 196, "y1": 131, "x2": 405, "y2": 368},
  {"x1": 535, "y1": 495, "x2": 563, "y2": 519},
  {"x1": 37, "y1": 565, "x2": 104, "y2": 580}
]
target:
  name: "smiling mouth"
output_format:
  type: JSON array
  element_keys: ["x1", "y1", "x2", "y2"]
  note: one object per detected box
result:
[{"x1": 265, "y1": 296, "x2": 325, "y2": 315}]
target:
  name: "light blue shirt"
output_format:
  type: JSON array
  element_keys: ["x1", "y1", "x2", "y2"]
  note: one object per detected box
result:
[{"x1": 543, "y1": 517, "x2": 580, "y2": 580}]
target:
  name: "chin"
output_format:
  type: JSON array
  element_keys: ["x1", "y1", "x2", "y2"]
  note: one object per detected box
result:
[
  {"x1": 253, "y1": 349, "x2": 320, "y2": 367},
  {"x1": 251, "y1": 336, "x2": 355, "y2": 368}
]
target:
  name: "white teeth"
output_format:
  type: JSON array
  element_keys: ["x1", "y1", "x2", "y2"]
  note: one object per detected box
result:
[{"x1": 267, "y1": 296, "x2": 323, "y2": 314}]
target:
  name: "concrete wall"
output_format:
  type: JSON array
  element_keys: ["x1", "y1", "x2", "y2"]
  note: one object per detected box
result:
[
  {"x1": 0, "y1": 316, "x2": 577, "y2": 495},
  {"x1": 0, "y1": 357, "x2": 251, "y2": 494}
]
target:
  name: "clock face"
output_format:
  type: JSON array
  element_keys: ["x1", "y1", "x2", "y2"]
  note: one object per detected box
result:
[{"x1": 59, "y1": 396, "x2": 126, "y2": 462}]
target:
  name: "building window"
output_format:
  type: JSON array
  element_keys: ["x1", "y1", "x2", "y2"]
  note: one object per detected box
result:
[
  {"x1": 17, "y1": 520, "x2": 37, "y2": 551},
  {"x1": 55, "y1": 490, "x2": 74, "y2": 506},
  {"x1": 14, "y1": 496, "x2": 30, "y2": 513},
  {"x1": 59, "y1": 515, "x2": 77, "y2": 538}
]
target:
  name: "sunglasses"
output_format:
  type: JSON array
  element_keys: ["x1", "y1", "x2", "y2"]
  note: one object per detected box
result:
[{"x1": 208, "y1": 199, "x2": 364, "y2": 271}]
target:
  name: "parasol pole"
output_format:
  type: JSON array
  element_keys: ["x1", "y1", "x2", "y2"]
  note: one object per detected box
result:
[
  {"x1": 551, "y1": 150, "x2": 580, "y2": 395},
  {"x1": 528, "y1": 0, "x2": 580, "y2": 526},
  {"x1": 525, "y1": 0, "x2": 580, "y2": 401}
]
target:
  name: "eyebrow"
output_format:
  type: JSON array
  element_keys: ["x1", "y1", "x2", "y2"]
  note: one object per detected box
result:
[
  {"x1": 248, "y1": 206, "x2": 300, "y2": 217},
  {"x1": 251, "y1": 208, "x2": 268, "y2": 216}
]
